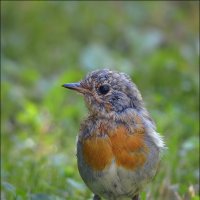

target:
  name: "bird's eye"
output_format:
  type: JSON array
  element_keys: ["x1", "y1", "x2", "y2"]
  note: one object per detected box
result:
[{"x1": 98, "y1": 84, "x2": 110, "y2": 95}]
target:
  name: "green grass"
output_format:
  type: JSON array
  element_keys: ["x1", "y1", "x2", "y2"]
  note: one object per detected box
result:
[{"x1": 1, "y1": 1, "x2": 199, "y2": 200}]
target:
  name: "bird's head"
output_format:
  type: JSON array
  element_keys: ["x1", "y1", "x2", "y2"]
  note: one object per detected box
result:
[{"x1": 63, "y1": 69, "x2": 144, "y2": 119}]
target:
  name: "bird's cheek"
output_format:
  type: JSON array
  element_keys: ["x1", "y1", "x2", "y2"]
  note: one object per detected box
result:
[
  {"x1": 104, "y1": 103, "x2": 113, "y2": 112},
  {"x1": 84, "y1": 96, "x2": 99, "y2": 113},
  {"x1": 84, "y1": 94, "x2": 93, "y2": 104},
  {"x1": 84, "y1": 96, "x2": 92, "y2": 109}
]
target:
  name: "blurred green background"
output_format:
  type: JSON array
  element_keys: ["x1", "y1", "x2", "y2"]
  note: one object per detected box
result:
[{"x1": 1, "y1": 1, "x2": 199, "y2": 200}]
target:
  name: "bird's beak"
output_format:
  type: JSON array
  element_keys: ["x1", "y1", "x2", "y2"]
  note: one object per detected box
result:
[{"x1": 62, "y1": 82, "x2": 86, "y2": 94}]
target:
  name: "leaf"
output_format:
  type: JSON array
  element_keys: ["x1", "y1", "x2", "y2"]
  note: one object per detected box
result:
[
  {"x1": 67, "y1": 178, "x2": 86, "y2": 190},
  {"x1": 2, "y1": 181, "x2": 16, "y2": 193},
  {"x1": 30, "y1": 194, "x2": 54, "y2": 200}
]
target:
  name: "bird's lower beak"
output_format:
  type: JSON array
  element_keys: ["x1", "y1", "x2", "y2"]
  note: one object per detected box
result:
[{"x1": 62, "y1": 82, "x2": 86, "y2": 93}]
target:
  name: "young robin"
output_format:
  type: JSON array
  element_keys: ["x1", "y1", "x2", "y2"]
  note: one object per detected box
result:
[{"x1": 62, "y1": 69, "x2": 165, "y2": 200}]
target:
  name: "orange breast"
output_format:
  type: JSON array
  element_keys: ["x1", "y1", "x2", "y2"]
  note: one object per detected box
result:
[
  {"x1": 110, "y1": 126, "x2": 148, "y2": 170},
  {"x1": 82, "y1": 136, "x2": 113, "y2": 171},
  {"x1": 82, "y1": 125, "x2": 148, "y2": 171}
]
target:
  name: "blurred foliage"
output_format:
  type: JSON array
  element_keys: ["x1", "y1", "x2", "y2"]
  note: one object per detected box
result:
[{"x1": 1, "y1": 1, "x2": 199, "y2": 200}]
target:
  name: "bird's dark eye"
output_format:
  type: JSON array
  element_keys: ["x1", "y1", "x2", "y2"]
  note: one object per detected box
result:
[{"x1": 98, "y1": 84, "x2": 110, "y2": 95}]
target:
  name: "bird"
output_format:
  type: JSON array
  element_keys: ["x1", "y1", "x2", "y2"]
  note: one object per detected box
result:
[{"x1": 62, "y1": 69, "x2": 165, "y2": 200}]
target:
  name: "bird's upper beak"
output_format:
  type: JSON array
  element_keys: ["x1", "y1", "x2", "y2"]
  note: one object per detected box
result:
[{"x1": 62, "y1": 82, "x2": 87, "y2": 94}]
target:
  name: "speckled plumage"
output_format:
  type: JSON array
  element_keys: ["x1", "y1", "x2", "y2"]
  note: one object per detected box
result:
[{"x1": 63, "y1": 69, "x2": 165, "y2": 200}]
